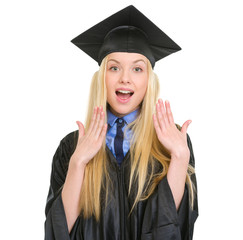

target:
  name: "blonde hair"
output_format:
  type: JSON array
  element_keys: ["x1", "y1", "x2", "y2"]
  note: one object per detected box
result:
[{"x1": 79, "y1": 56, "x2": 195, "y2": 220}]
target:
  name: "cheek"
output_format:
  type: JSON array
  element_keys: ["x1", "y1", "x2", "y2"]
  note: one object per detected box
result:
[
  {"x1": 105, "y1": 77, "x2": 112, "y2": 94},
  {"x1": 138, "y1": 77, "x2": 148, "y2": 96}
]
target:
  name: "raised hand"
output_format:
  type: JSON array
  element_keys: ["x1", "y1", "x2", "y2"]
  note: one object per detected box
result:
[
  {"x1": 71, "y1": 106, "x2": 107, "y2": 166},
  {"x1": 153, "y1": 99, "x2": 191, "y2": 160}
]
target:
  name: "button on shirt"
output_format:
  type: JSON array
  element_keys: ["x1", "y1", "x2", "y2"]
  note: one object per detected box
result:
[{"x1": 106, "y1": 109, "x2": 138, "y2": 164}]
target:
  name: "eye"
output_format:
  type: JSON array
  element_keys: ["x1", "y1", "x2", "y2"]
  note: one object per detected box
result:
[
  {"x1": 109, "y1": 66, "x2": 119, "y2": 71},
  {"x1": 133, "y1": 67, "x2": 143, "y2": 72}
]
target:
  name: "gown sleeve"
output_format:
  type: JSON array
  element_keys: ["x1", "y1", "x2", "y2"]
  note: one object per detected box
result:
[
  {"x1": 44, "y1": 131, "x2": 78, "y2": 240},
  {"x1": 177, "y1": 133, "x2": 198, "y2": 239},
  {"x1": 141, "y1": 133, "x2": 198, "y2": 240}
]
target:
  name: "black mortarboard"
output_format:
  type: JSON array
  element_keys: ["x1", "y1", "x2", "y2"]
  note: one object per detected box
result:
[{"x1": 71, "y1": 5, "x2": 181, "y2": 68}]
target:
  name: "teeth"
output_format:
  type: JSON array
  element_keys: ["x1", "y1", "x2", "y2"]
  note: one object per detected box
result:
[{"x1": 117, "y1": 90, "x2": 133, "y2": 94}]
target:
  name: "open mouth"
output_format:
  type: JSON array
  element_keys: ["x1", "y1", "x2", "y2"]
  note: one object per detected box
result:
[{"x1": 115, "y1": 90, "x2": 134, "y2": 99}]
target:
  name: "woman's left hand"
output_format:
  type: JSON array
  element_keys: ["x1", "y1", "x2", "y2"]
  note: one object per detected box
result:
[{"x1": 153, "y1": 99, "x2": 191, "y2": 161}]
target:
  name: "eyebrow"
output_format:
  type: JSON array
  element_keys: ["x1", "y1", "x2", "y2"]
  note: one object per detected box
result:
[{"x1": 107, "y1": 59, "x2": 147, "y2": 65}]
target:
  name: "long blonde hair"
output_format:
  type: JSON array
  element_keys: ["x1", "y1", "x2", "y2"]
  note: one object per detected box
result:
[{"x1": 79, "y1": 56, "x2": 195, "y2": 220}]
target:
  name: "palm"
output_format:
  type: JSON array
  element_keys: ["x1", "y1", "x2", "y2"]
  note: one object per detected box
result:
[
  {"x1": 72, "y1": 106, "x2": 107, "y2": 165},
  {"x1": 153, "y1": 99, "x2": 191, "y2": 157}
]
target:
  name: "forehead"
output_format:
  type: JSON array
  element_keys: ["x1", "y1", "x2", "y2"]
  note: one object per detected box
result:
[{"x1": 107, "y1": 52, "x2": 148, "y2": 64}]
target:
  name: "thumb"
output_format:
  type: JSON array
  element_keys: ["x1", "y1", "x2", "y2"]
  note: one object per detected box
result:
[
  {"x1": 76, "y1": 121, "x2": 85, "y2": 138},
  {"x1": 181, "y1": 120, "x2": 192, "y2": 135}
]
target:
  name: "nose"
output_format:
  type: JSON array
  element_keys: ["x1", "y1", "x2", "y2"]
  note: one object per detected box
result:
[{"x1": 120, "y1": 69, "x2": 130, "y2": 84}]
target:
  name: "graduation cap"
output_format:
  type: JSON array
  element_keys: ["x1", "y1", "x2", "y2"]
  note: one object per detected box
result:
[{"x1": 71, "y1": 5, "x2": 181, "y2": 68}]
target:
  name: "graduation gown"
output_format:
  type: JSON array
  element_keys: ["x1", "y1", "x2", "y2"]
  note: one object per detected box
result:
[{"x1": 44, "y1": 130, "x2": 198, "y2": 240}]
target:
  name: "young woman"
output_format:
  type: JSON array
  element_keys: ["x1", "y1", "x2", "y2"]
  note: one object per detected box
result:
[{"x1": 44, "y1": 5, "x2": 198, "y2": 240}]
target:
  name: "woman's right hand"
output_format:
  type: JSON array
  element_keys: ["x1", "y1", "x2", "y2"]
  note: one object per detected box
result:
[{"x1": 70, "y1": 106, "x2": 107, "y2": 167}]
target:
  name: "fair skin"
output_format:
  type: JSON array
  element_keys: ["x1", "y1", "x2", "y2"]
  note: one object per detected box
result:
[
  {"x1": 153, "y1": 99, "x2": 191, "y2": 209},
  {"x1": 61, "y1": 52, "x2": 191, "y2": 232},
  {"x1": 106, "y1": 52, "x2": 148, "y2": 117}
]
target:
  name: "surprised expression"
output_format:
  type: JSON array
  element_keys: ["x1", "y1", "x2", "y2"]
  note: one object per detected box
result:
[{"x1": 105, "y1": 52, "x2": 149, "y2": 117}]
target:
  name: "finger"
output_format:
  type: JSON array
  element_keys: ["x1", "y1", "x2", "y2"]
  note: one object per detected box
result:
[
  {"x1": 90, "y1": 106, "x2": 103, "y2": 137},
  {"x1": 156, "y1": 101, "x2": 165, "y2": 131},
  {"x1": 165, "y1": 100, "x2": 174, "y2": 124},
  {"x1": 181, "y1": 120, "x2": 192, "y2": 135},
  {"x1": 99, "y1": 123, "x2": 108, "y2": 142},
  {"x1": 159, "y1": 99, "x2": 169, "y2": 126},
  {"x1": 87, "y1": 106, "x2": 98, "y2": 135},
  {"x1": 94, "y1": 109, "x2": 105, "y2": 139},
  {"x1": 76, "y1": 121, "x2": 85, "y2": 139},
  {"x1": 153, "y1": 113, "x2": 162, "y2": 137}
]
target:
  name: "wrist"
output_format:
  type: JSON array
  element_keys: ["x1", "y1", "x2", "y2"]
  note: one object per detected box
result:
[
  {"x1": 171, "y1": 148, "x2": 190, "y2": 163},
  {"x1": 70, "y1": 156, "x2": 87, "y2": 170}
]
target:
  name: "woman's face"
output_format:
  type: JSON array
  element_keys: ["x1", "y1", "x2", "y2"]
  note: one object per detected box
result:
[{"x1": 105, "y1": 52, "x2": 148, "y2": 117}]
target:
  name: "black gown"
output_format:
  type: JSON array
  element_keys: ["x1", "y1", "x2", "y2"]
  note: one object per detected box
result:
[{"x1": 44, "y1": 130, "x2": 198, "y2": 240}]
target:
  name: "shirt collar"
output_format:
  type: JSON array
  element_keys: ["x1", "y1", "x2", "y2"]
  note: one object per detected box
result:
[{"x1": 107, "y1": 108, "x2": 139, "y2": 127}]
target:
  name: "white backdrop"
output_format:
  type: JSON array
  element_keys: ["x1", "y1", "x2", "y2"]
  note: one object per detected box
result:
[{"x1": 1, "y1": 0, "x2": 243, "y2": 239}]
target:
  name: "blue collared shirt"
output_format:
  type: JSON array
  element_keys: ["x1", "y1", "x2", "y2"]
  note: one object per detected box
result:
[{"x1": 106, "y1": 109, "x2": 138, "y2": 164}]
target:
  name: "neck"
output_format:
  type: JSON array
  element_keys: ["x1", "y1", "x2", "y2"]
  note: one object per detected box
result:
[{"x1": 108, "y1": 106, "x2": 140, "y2": 118}]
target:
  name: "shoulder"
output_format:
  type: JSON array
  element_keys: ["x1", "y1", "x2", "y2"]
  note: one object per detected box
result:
[
  {"x1": 51, "y1": 130, "x2": 79, "y2": 171},
  {"x1": 54, "y1": 130, "x2": 79, "y2": 158},
  {"x1": 60, "y1": 130, "x2": 79, "y2": 146}
]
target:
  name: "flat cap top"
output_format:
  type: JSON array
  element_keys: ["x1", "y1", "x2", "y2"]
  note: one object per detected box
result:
[{"x1": 71, "y1": 5, "x2": 181, "y2": 67}]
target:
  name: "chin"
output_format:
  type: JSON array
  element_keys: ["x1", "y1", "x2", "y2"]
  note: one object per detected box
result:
[
  {"x1": 109, "y1": 105, "x2": 138, "y2": 117},
  {"x1": 114, "y1": 109, "x2": 131, "y2": 117}
]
